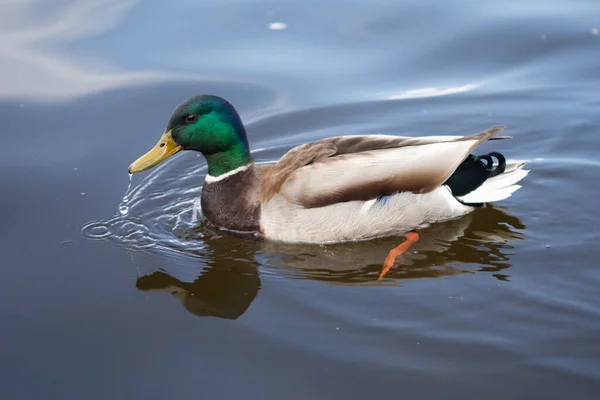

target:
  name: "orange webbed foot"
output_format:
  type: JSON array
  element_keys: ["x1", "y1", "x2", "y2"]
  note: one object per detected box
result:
[{"x1": 378, "y1": 232, "x2": 420, "y2": 280}]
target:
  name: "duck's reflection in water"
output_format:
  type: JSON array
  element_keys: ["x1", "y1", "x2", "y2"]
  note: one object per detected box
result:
[
  {"x1": 266, "y1": 205, "x2": 525, "y2": 283},
  {"x1": 136, "y1": 234, "x2": 262, "y2": 319},
  {"x1": 136, "y1": 265, "x2": 260, "y2": 319},
  {"x1": 136, "y1": 205, "x2": 525, "y2": 318}
]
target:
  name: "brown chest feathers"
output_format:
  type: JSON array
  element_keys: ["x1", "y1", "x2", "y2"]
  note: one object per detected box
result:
[{"x1": 200, "y1": 166, "x2": 262, "y2": 234}]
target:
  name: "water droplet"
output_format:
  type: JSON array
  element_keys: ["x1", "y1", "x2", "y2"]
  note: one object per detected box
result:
[{"x1": 118, "y1": 173, "x2": 134, "y2": 215}]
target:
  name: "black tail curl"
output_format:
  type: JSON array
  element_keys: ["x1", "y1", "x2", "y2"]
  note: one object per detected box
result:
[
  {"x1": 477, "y1": 152, "x2": 506, "y2": 178},
  {"x1": 443, "y1": 152, "x2": 507, "y2": 198}
]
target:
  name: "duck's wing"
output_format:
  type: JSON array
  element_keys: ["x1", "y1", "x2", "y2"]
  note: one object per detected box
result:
[{"x1": 259, "y1": 126, "x2": 509, "y2": 208}]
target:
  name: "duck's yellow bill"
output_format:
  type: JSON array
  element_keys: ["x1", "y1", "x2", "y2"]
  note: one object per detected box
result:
[{"x1": 128, "y1": 130, "x2": 182, "y2": 173}]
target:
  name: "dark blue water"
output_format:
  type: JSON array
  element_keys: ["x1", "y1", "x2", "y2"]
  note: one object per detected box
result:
[{"x1": 2, "y1": 0, "x2": 600, "y2": 399}]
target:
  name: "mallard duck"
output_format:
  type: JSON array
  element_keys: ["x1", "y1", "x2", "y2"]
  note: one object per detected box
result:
[{"x1": 129, "y1": 95, "x2": 528, "y2": 276}]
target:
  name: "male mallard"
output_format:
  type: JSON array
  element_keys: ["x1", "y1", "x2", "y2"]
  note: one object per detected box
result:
[{"x1": 129, "y1": 95, "x2": 528, "y2": 276}]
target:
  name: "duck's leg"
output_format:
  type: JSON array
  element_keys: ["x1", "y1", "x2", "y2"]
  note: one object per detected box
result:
[{"x1": 378, "y1": 232, "x2": 420, "y2": 280}]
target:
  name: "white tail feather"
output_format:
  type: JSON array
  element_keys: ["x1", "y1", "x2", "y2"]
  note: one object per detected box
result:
[
  {"x1": 457, "y1": 160, "x2": 529, "y2": 204},
  {"x1": 502, "y1": 160, "x2": 528, "y2": 173}
]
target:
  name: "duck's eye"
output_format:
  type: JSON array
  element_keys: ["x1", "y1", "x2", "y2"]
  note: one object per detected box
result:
[{"x1": 185, "y1": 114, "x2": 198, "y2": 124}]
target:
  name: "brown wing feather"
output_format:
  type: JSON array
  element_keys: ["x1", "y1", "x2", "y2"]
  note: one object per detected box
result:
[{"x1": 259, "y1": 126, "x2": 508, "y2": 205}]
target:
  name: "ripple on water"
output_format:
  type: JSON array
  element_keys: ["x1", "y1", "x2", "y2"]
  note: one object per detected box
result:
[
  {"x1": 81, "y1": 152, "x2": 206, "y2": 253},
  {"x1": 80, "y1": 147, "x2": 281, "y2": 261},
  {"x1": 81, "y1": 223, "x2": 112, "y2": 239},
  {"x1": 58, "y1": 239, "x2": 77, "y2": 251}
]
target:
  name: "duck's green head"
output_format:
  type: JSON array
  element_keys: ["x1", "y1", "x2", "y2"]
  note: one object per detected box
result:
[{"x1": 129, "y1": 95, "x2": 252, "y2": 177}]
